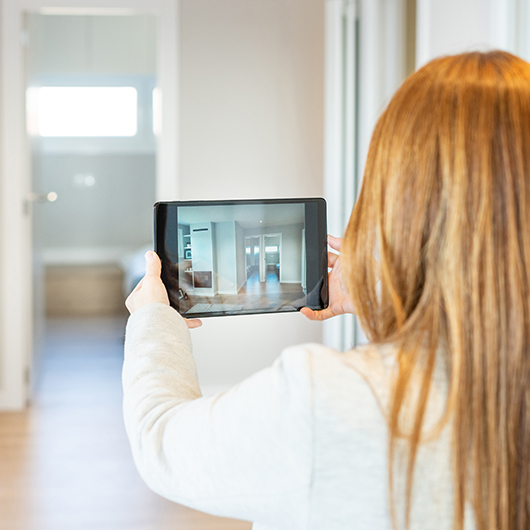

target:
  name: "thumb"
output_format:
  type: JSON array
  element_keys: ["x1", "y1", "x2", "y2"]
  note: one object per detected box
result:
[{"x1": 144, "y1": 251, "x2": 162, "y2": 277}]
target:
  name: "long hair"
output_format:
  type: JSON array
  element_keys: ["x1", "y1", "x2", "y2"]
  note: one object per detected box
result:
[{"x1": 342, "y1": 51, "x2": 530, "y2": 530}]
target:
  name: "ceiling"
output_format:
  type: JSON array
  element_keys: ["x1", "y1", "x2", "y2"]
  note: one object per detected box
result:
[{"x1": 178, "y1": 202, "x2": 305, "y2": 228}]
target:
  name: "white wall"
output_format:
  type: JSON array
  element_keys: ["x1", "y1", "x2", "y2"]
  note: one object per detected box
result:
[
  {"x1": 190, "y1": 222, "x2": 215, "y2": 296},
  {"x1": 214, "y1": 221, "x2": 238, "y2": 294},
  {"x1": 179, "y1": 0, "x2": 325, "y2": 393},
  {"x1": 416, "y1": 0, "x2": 511, "y2": 67},
  {"x1": 180, "y1": 0, "x2": 324, "y2": 200},
  {"x1": 280, "y1": 225, "x2": 303, "y2": 282}
]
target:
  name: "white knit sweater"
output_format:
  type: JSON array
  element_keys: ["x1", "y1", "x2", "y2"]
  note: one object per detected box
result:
[{"x1": 123, "y1": 303, "x2": 464, "y2": 530}]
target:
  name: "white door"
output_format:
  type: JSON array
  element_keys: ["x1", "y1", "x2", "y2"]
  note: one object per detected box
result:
[{"x1": 0, "y1": 0, "x2": 179, "y2": 410}]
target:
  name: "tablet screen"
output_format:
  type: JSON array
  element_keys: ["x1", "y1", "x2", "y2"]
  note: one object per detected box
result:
[{"x1": 154, "y1": 198, "x2": 328, "y2": 318}]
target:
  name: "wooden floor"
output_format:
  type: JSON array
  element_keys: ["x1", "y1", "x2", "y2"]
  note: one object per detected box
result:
[
  {"x1": 0, "y1": 316, "x2": 252, "y2": 530},
  {"x1": 183, "y1": 273, "x2": 305, "y2": 315}
]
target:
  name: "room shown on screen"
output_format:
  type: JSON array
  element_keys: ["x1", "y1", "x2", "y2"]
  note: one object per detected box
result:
[{"x1": 173, "y1": 203, "x2": 307, "y2": 315}]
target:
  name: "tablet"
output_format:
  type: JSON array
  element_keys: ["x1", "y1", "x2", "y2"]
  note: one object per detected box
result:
[{"x1": 154, "y1": 198, "x2": 328, "y2": 318}]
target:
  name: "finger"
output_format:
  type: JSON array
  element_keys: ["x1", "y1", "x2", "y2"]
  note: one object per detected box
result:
[
  {"x1": 144, "y1": 251, "x2": 162, "y2": 278},
  {"x1": 185, "y1": 318, "x2": 203, "y2": 329},
  {"x1": 125, "y1": 296, "x2": 135, "y2": 314},
  {"x1": 299, "y1": 307, "x2": 317, "y2": 320},
  {"x1": 328, "y1": 252, "x2": 339, "y2": 268},
  {"x1": 327, "y1": 235, "x2": 342, "y2": 252},
  {"x1": 300, "y1": 307, "x2": 333, "y2": 321}
]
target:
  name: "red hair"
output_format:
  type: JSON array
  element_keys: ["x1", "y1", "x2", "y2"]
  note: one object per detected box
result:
[{"x1": 343, "y1": 51, "x2": 530, "y2": 530}]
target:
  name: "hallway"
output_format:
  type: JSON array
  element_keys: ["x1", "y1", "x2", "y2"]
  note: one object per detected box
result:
[{"x1": 0, "y1": 317, "x2": 251, "y2": 530}]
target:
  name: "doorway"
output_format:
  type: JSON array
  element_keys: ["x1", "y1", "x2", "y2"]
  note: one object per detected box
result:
[
  {"x1": 26, "y1": 12, "x2": 157, "y2": 391},
  {"x1": 0, "y1": 0, "x2": 179, "y2": 410},
  {"x1": 263, "y1": 234, "x2": 281, "y2": 282},
  {"x1": 244, "y1": 233, "x2": 282, "y2": 285}
]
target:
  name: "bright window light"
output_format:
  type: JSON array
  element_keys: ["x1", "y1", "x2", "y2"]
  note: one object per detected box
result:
[
  {"x1": 265, "y1": 246, "x2": 279, "y2": 253},
  {"x1": 37, "y1": 86, "x2": 138, "y2": 137}
]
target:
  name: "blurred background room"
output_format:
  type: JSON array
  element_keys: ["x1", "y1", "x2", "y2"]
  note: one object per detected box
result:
[{"x1": 1, "y1": 0, "x2": 530, "y2": 528}]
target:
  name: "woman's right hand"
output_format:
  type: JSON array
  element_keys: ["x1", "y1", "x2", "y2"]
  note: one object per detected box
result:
[
  {"x1": 125, "y1": 251, "x2": 202, "y2": 329},
  {"x1": 300, "y1": 235, "x2": 356, "y2": 321}
]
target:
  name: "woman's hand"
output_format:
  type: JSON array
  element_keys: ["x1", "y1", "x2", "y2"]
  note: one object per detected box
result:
[
  {"x1": 125, "y1": 251, "x2": 203, "y2": 329},
  {"x1": 300, "y1": 235, "x2": 356, "y2": 321}
]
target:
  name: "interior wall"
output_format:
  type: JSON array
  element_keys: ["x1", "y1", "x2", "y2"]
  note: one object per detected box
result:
[
  {"x1": 180, "y1": 0, "x2": 324, "y2": 200},
  {"x1": 416, "y1": 0, "x2": 495, "y2": 67},
  {"x1": 179, "y1": 0, "x2": 325, "y2": 391},
  {"x1": 213, "y1": 221, "x2": 238, "y2": 294}
]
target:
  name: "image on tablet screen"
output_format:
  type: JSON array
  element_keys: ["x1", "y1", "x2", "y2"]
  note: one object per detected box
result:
[{"x1": 160, "y1": 201, "x2": 319, "y2": 316}]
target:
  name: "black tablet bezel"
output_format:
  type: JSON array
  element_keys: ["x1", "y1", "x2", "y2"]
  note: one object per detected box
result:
[{"x1": 154, "y1": 197, "x2": 328, "y2": 318}]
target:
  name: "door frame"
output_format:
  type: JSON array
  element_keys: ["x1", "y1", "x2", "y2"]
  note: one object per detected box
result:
[
  {"x1": 0, "y1": 0, "x2": 180, "y2": 409},
  {"x1": 323, "y1": 0, "x2": 409, "y2": 351}
]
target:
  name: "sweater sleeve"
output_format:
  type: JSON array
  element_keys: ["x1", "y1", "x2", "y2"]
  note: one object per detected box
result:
[{"x1": 122, "y1": 303, "x2": 314, "y2": 528}]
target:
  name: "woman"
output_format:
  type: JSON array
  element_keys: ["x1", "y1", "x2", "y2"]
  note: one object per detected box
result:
[{"x1": 123, "y1": 51, "x2": 530, "y2": 530}]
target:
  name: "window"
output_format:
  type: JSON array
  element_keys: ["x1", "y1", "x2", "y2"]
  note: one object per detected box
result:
[
  {"x1": 265, "y1": 245, "x2": 279, "y2": 253},
  {"x1": 37, "y1": 87, "x2": 138, "y2": 137},
  {"x1": 26, "y1": 74, "x2": 156, "y2": 154}
]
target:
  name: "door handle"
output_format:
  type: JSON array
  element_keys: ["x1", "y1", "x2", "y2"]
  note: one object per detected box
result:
[
  {"x1": 23, "y1": 191, "x2": 58, "y2": 215},
  {"x1": 27, "y1": 191, "x2": 58, "y2": 203}
]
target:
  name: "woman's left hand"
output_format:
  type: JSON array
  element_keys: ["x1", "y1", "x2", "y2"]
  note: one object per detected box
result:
[
  {"x1": 125, "y1": 251, "x2": 203, "y2": 329},
  {"x1": 300, "y1": 235, "x2": 356, "y2": 321}
]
